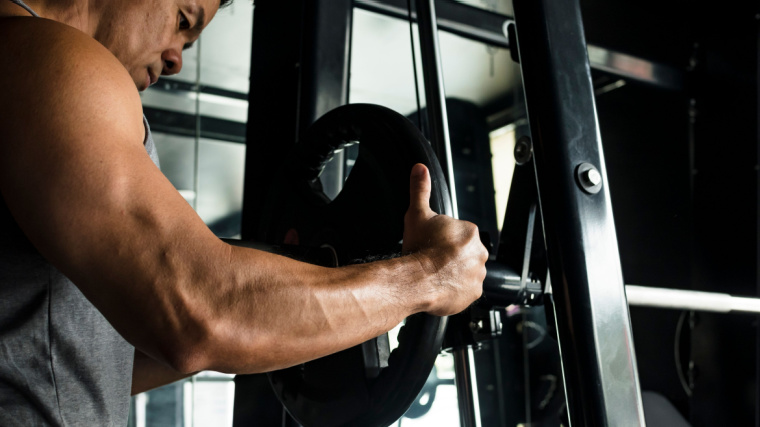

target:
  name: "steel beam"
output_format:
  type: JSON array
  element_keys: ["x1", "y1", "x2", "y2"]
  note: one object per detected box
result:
[{"x1": 511, "y1": 0, "x2": 646, "y2": 424}]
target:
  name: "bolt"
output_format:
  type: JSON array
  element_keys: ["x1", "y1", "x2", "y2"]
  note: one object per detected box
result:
[
  {"x1": 514, "y1": 136, "x2": 533, "y2": 165},
  {"x1": 575, "y1": 163, "x2": 602, "y2": 194},
  {"x1": 585, "y1": 168, "x2": 602, "y2": 186}
]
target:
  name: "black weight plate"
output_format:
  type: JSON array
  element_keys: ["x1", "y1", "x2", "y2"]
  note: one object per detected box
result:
[{"x1": 259, "y1": 104, "x2": 452, "y2": 427}]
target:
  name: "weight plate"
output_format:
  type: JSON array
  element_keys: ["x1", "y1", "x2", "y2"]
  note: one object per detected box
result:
[{"x1": 259, "y1": 104, "x2": 452, "y2": 427}]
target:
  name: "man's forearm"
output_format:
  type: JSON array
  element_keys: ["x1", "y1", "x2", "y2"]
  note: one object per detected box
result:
[{"x1": 164, "y1": 245, "x2": 434, "y2": 375}]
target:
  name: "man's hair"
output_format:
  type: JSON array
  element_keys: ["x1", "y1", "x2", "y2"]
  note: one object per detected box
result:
[{"x1": 219, "y1": 0, "x2": 233, "y2": 8}]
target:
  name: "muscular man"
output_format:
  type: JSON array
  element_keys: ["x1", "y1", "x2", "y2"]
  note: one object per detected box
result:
[{"x1": 0, "y1": 0, "x2": 487, "y2": 424}]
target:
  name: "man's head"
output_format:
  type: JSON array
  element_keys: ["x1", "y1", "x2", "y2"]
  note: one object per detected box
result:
[{"x1": 93, "y1": 0, "x2": 232, "y2": 91}]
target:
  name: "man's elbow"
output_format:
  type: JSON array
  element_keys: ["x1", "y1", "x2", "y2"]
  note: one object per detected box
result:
[
  {"x1": 161, "y1": 341, "x2": 209, "y2": 375},
  {"x1": 152, "y1": 308, "x2": 217, "y2": 374},
  {"x1": 144, "y1": 281, "x2": 264, "y2": 374}
]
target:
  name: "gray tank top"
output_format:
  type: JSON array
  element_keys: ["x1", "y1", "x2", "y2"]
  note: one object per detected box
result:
[
  {"x1": 1, "y1": 3, "x2": 161, "y2": 423},
  {"x1": 0, "y1": 121, "x2": 159, "y2": 427}
]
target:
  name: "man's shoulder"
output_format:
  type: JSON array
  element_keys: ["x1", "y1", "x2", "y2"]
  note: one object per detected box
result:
[
  {"x1": 0, "y1": 18, "x2": 143, "y2": 141},
  {"x1": 0, "y1": 18, "x2": 124, "y2": 77}
]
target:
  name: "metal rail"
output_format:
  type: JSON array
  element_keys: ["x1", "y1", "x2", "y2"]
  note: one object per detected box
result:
[
  {"x1": 626, "y1": 285, "x2": 760, "y2": 314},
  {"x1": 415, "y1": 0, "x2": 459, "y2": 218},
  {"x1": 414, "y1": 0, "x2": 476, "y2": 425}
]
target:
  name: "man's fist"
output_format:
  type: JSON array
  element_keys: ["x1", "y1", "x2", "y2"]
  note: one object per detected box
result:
[{"x1": 402, "y1": 164, "x2": 487, "y2": 316}]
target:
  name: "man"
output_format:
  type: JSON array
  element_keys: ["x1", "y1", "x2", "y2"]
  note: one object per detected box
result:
[{"x1": 0, "y1": 0, "x2": 488, "y2": 425}]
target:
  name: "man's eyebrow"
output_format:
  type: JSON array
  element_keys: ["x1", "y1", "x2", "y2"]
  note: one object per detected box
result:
[
  {"x1": 183, "y1": 8, "x2": 206, "y2": 51},
  {"x1": 194, "y1": 8, "x2": 206, "y2": 35}
]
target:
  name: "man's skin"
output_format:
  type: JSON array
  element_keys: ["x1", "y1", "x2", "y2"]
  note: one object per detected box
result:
[{"x1": 0, "y1": 0, "x2": 488, "y2": 399}]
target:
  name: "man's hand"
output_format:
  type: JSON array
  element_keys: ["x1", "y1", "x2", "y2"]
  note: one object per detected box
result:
[{"x1": 402, "y1": 163, "x2": 487, "y2": 317}]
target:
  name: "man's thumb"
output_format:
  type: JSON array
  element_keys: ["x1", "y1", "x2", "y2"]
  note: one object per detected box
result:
[{"x1": 409, "y1": 163, "x2": 433, "y2": 215}]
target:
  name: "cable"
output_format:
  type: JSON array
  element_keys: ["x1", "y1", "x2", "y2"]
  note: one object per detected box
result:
[
  {"x1": 192, "y1": 37, "x2": 202, "y2": 212},
  {"x1": 406, "y1": 0, "x2": 423, "y2": 131},
  {"x1": 674, "y1": 310, "x2": 693, "y2": 397}
]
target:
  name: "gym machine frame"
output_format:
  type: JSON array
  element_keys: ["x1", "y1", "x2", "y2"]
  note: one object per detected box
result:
[
  {"x1": 410, "y1": 0, "x2": 649, "y2": 423},
  {"x1": 415, "y1": 0, "x2": 647, "y2": 424},
  {"x1": 239, "y1": 0, "x2": 650, "y2": 424},
  {"x1": 510, "y1": 0, "x2": 646, "y2": 424}
]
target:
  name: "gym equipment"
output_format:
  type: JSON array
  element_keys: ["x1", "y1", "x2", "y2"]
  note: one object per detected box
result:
[
  {"x1": 238, "y1": 0, "x2": 758, "y2": 425},
  {"x1": 625, "y1": 286, "x2": 760, "y2": 314},
  {"x1": 511, "y1": 0, "x2": 646, "y2": 423},
  {"x1": 255, "y1": 103, "x2": 452, "y2": 427}
]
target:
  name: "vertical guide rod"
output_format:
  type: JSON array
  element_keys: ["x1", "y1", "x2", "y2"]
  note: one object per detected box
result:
[
  {"x1": 450, "y1": 347, "x2": 482, "y2": 427},
  {"x1": 415, "y1": 0, "x2": 459, "y2": 218},
  {"x1": 512, "y1": 0, "x2": 646, "y2": 424},
  {"x1": 415, "y1": 1, "x2": 475, "y2": 426}
]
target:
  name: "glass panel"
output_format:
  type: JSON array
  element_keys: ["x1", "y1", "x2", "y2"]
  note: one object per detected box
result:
[
  {"x1": 438, "y1": 31, "x2": 514, "y2": 108},
  {"x1": 351, "y1": 9, "x2": 422, "y2": 116},
  {"x1": 198, "y1": 2, "x2": 254, "y2": 93},
  {"x1": 196, "y1": 138, "x2": 246, "y2": 238},
  {"x1": 351, "y1": 9, "x2": 518, "y2": 115},
  {"x1": 489, "y1": 124, "x2": 516, "y2": 231},
  {"x1": 184, "y1": 373, "x2": 237, "y2": 427},
  {"x1": 150, "y1": 133, "x2": 195, "y2": 203}
]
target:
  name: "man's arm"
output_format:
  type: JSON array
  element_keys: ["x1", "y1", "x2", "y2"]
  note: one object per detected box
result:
[
  {"x1": 132, "y1": 349, "x2": 193, "y2": 396},
  {"x1": 0, "y1": 20, "x2": 487, "y2": 375}
]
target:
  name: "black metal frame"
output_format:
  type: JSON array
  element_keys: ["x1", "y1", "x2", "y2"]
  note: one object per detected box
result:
[
  {"x1": 241, "y1": 0, "x2": 353, "y2": 241},
  {"x1": 511, "y1": 0, "x2": 645, "y2": 424}
]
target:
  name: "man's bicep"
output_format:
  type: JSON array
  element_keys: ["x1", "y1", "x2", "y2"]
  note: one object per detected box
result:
[{"x1": 0, "y1": 36, "x2": 225, "y2": 362}]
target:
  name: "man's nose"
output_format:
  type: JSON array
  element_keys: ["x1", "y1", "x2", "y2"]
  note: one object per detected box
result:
[{"x1": 161, "y1": 49, "x2": 183, "y2": 76}]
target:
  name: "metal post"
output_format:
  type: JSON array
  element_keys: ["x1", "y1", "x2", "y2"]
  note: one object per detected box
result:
[
  {"x1": 415, "y1": 1, "x2": 483, "y2": 426},
  {"x1": 512, "y1": 0, "x2": 646, "y2": 424},
  {"x1": 451, "y1": 347, "x2": 482, "y2": 427},
  {"x1": 415, "y1": 1, "x2": 480, "y2": 425},
  {"x1": 415, "y1": 0, "x2": 459, "y2": 218}
]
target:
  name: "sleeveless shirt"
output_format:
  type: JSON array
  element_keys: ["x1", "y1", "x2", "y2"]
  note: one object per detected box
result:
[{"x1": 1, "y1": 2, "x2": 162, "y2": 424}]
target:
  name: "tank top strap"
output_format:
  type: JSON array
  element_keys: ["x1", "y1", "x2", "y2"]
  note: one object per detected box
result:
[{"x1": 8, "y1": 0, "x2": 39, "y2": 17}]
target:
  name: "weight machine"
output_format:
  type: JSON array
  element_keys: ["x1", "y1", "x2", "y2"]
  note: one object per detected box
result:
[{"x1": 233, "y1": 0, "x2": 760, "y2": 426}]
